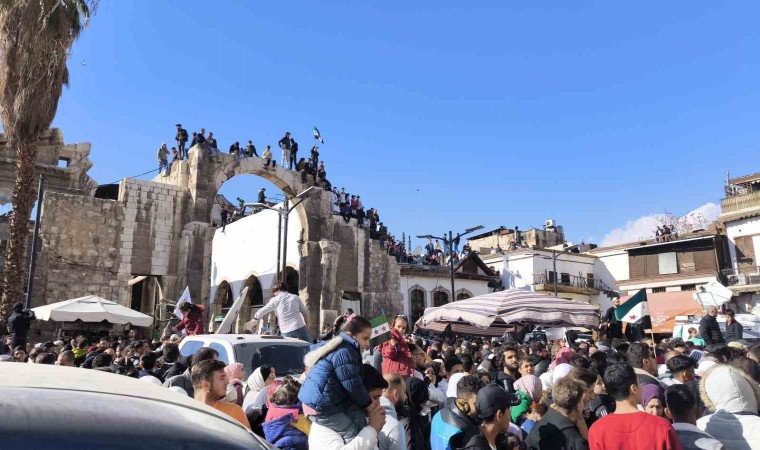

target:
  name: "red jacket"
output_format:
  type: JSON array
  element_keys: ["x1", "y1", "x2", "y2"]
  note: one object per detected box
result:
[
  {"x1": 175, "y1": 304, "x2": 205, "y2": 335},
  {"x1": 381, "y1": 329, "x2": 414, "y2": 378}
]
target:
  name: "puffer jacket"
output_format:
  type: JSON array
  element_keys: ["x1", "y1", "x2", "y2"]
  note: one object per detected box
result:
[
  {"x1": 430, "y1": 398, "x2": 480, "y2": 450},
  {"x1": 262, "y1": 413, "x2": 308, "y2": 450},
  {"x1": 381, "y1": 328, "x2": 414, "y2": 378},
  {"x1": 298, "y1": 333, "x2": 372, "y2": 414},
  {"x1": 697, "y1": 364, "x2": 760, "y2": 450}
]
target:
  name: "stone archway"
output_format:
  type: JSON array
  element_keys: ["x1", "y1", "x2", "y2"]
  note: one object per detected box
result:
[
  {"x1": 213, "y1": 280, "x2": 234, "y2": 320},
  {"x1": 238, "y1": 275, "x2": 263, "y2": 332}
]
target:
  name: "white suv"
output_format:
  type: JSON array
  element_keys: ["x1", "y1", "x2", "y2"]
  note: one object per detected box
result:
[{"x1": 178, "y1": 334, "x2": 310, "y2": 377}]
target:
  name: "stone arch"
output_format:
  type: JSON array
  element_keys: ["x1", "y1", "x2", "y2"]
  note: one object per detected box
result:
[
  {"x1": 408, "y1": 285, "x2": 426, "y2": 324},
  {"x1": 455, "y1": 289, "x2": 473, "y2": 301},
  {"x1": 204, "y1": 151, "x2": 328, "y2": 242},
  {"x1": 432, "y1": 286, "x2": 450, "y2": 307},
  {"x1": 213, "y1": 280, "x2": 234, "y2": 318},
  {"x1": 237, "y1": 274, "x2": 264, "y2": 332}
]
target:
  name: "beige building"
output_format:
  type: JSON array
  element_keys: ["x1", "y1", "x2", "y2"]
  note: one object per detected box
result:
[{"x1": 466, "y1": 221, "x2": 565, "y2": 253}]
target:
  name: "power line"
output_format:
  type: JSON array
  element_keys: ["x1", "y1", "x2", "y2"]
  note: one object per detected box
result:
[{"x1": 103, "y1": 167, "x2": 159, "y2": 186}]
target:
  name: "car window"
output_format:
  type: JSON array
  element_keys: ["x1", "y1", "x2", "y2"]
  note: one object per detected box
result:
[
  {"x1": 179, "y1": 340, "x2": 204, "y2": 357},
  {"x1": 210, "y1": 343, "x2": 229, "y2": 365},
  {"x1": 234, "y1": 343, "x2": 309, "y2": 377}
]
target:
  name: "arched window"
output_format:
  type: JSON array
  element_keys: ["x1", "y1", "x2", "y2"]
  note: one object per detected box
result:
[
  {"x1": 456, "y1": 293, "x2": 471, "y2": 300},
  {"x1": 410, "y1": 289, "x2": 426, "y2": 323},
  {"x1": 433, "y1": 290, "x2": 449, "y2": 307},
  {"x1": 217, "y1": 282, "x2": 234, "y2": 316}
]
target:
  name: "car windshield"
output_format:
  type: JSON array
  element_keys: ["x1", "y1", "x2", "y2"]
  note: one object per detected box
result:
[{"x1": 234, "y1": 343, "x2": 309, "y2": 377}]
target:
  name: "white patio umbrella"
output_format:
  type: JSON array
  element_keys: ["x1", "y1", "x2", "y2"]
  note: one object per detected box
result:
[{"x1": 31, "y1": 295, "x2": 154, "y2": 327}]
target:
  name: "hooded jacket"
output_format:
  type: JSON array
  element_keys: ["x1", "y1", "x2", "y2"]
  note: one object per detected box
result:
[
  {"x1": 262, "y1": 413, "x2": 308, "y2": 450},
  {"x1": 8, "y1": 303, "x2": 35, "y2": 337},
  {"x1": 697, "y1": 365, "x2": 760, "y2": 450},
  {"x1": 378, "y1": 396, "x2": 407, "y2": 450},
  {"x1": 381, "y1": 328, "x2": 414, "y2": 378},
  {"x1": 298, "y1": 333, "x2": 372, "y2": 414}
]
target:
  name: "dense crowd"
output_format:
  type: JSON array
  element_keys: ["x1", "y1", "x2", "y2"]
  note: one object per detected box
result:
[{"x1": 5, "y1": 291, "x2": 760, "y2": 450}]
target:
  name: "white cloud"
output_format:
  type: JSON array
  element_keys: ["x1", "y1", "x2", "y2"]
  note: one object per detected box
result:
[{"x1": 600, "y1": 202, "x2": 720, "y2": 247}]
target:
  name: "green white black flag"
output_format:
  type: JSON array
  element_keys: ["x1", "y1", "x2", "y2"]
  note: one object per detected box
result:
[
  {"x1": 614, "y1": 289, "x2": 649, "y2": 324},
  {"x1": 368, "y1": 315, "x2": 391, "y2": 348}
]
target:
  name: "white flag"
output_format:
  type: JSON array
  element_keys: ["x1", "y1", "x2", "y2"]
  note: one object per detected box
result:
[{"x1": 173, "y1": 287, "x2": 192, "y2": 320}]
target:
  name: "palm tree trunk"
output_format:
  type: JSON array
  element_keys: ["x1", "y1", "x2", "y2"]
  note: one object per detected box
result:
[{"x1": 0, "y1": 141, "x2": 37, "y2": 320}]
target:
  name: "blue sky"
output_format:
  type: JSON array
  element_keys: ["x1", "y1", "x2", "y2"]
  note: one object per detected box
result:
[{"x1": 50, "y1": 1, "x2": 760, "y2": 247}]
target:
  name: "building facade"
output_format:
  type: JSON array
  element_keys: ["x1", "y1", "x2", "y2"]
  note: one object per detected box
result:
[{"x1": 720, "y1": 170, "x2": 760, "y2": 313}]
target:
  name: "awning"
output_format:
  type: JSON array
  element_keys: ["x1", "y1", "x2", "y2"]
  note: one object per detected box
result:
[
  {"x1": 127, "y1": 275, "x2": 148, "y2": 286},
  {"x1": 620, "y1": 290, "x2": 703, "y2": 333}
]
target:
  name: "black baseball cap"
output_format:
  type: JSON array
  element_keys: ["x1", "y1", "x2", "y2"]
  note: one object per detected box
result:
[{"x1": 476, "y1": 385, "x2": 521, "y2": 419}]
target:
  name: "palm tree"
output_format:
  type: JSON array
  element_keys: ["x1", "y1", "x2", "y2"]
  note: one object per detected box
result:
[{"x1": 0, "y1": 0, "x2": 97, "y2": 320}]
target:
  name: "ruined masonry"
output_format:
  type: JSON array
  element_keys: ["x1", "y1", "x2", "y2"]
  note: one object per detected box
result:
[{"x1": 0, "y1": 130, "x2": 403, "y2": 336}]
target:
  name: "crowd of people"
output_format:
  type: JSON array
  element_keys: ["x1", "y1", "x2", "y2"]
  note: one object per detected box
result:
[
  {"x1": 6, "y1": 296, "x2": 760, "y2": 449},
  {"x1": 155, "y1": 126, "x2": 333, "y2": 194}
]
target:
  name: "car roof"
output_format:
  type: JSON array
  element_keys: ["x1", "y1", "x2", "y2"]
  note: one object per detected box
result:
[
  {"x1": 0, "y1": 363, "x2": 267, "y2": 449},
  {"x1": 182, "y1": 334, "x2": 309, "y2": 345},
  {"x1": 0, "y1": 363, "x2": 239, "y2": 424}
]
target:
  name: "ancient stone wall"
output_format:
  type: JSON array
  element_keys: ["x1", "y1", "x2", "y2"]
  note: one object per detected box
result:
[
  {"x1": 27, "y1": 139, "x2": 405, "y2": 337},
  {"x1": 33, "y1": 193, "x2": 125, "y2": 306}
]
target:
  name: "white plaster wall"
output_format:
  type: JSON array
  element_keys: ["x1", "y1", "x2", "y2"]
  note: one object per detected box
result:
[
  {"x1": 209, "y1": 202, "x2": 303, "y2": 303},
  {"x1": 725, "y1": 216, "x2": 760, "y2": 269},
  {"x1": 399, "y1": 275, "x2": 490, "y2": 319}
]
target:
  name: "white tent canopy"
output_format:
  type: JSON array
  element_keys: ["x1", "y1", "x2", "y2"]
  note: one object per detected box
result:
[{"x1": 31, "y1": 295, "x2": 154, "y2": 327}]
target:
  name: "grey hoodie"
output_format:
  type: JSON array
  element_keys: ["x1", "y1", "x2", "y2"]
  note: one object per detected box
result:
[
  {"x1": 697, "y1": 365, "x2": 760, "y2": 450},
  {"x1": 378, "y1": 396, "x2": 406, "y2": 450}
]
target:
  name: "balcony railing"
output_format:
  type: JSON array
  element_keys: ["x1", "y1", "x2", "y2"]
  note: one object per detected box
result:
[
  {"x1": 721, "y1": 190, "x2": 760, "y2": 215},
  {"x1": 722, "y1": 267, "x2": 760, "y2": 287},
  {"x1": 532, "y1": 272, "x2": 619, "y2": 298}
]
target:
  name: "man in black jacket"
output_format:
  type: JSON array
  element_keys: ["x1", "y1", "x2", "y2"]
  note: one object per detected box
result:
[
  {"x1": 525, "y1": 377, "x2": 590, "y2": 450},
  {"x1": 528, "y1": 341, "x2": 551, "y2": 377},
  {"x1": 699, "y1": 305, "x2": 724, "y2": 345},
  {"x1": 7, "y1": 302, "x2": 35, "y2": 348},
  {"x1": 450, "y1": 384, "x2": 521, "y2": 450},
  {"x1": 602, "y1": 298, "x2": 624, "y2": 340},
  {"x1": 175, "y1": 124, "x2": 188, "y2": 159},
  {"x1": 492, "y1": 345, "x2": 519, "y2": 393},
  {"x1": 724, "y1": 308, "x2": 743, "y2": 343}
]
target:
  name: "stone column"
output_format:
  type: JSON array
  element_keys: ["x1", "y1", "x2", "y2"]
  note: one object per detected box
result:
[
  {"x1": 319, "y1": 240, "x2": 342, "y2": 331},
  {"x1": 299, "y1": 241, "x2": 323, "y2": 337}
]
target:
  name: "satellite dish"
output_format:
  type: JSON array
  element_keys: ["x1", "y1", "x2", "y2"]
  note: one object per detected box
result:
[{"x1": 412, "y1": 246, "x2": 422, "y2": 256}]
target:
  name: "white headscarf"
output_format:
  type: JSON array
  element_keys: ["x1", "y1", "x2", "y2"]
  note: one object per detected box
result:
[{"x1": 246, "y1": 367, "x2": 267, "y2": 396}]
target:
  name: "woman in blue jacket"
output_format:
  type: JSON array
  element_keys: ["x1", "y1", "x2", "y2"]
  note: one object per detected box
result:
[{"x1": 298, "y1": 315, "x2": 374, "y2": 442}]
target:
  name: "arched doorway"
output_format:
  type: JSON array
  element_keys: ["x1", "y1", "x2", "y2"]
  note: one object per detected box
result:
[
  {"x1": 213, "y1": 281, "x2": 234, "y2": 331},
  {"x1": 410, "y1": 288, "x2": 426, "y2": 324},
  {"x1": 456, "y1": 289, "x2": 473, "y2": 301},
  {"x1": 239, "y1": 275, "x2": 264, "y2": 332},
  {"x1": 433, "y1": 289, "x2": 449, "y2": 307},
  {"x1": 284, "y1": 266, "x2": 299, "y2": 294}
]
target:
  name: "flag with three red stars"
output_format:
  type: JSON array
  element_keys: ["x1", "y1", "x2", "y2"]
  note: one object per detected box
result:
[
  {"x1": 369, "y1": 315, "x2": 391, "y2": 348},
  {"x1": 614, "y1": 289, "x2": 649, "y2": 324}
]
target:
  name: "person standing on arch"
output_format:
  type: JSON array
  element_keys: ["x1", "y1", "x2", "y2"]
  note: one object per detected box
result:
[
  {"x1": 253, "y1": 282, "x2": 312, "y2": 342},
  {"x1": 279, "y1": 132, "x2": 292, "y2": 169}
]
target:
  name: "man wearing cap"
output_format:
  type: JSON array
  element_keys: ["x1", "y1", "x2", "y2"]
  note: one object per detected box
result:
[
  {"x1": 525, "y1": 377, "x2": 590, "y2": 450},
  {"x1": 175, "y1": 124, "x2": 188, "y2": 160},
  {"x1": 450, "y1": 384, "x2": 522, "y2": 450}
]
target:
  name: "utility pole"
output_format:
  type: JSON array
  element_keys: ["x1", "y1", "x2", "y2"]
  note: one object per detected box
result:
[{"x1": 25, "y1": 175, "x2": 45, "y2": 309}]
